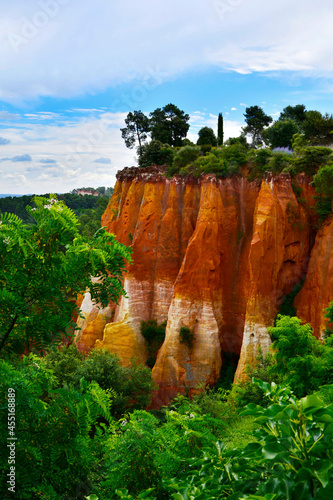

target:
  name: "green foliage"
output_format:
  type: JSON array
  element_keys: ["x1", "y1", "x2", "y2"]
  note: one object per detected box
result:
[
  {"x1": 268, "y1": 315, "x2": 333, "y2": 397},
  {"x1": 302, "y1": 110, "x2": 333, "y2": 145},
  {"x1": 44, "y1": 346, "x2": 155, "y2": 416},
  {"x1": 95, "y1": 402, "x2": 224, "y2": 499},
  {"x1": 279, "y1": 104, "x2": 307, "y2": 124},
  {"x1": 222, "y1": 143, "x2": 248, "y2": 168},
  {"x1": 167, "y1": 379, "x2": 333, "y2": 500},
  {"x1": 139, "y1": 140, "x2": 174, "y2": 168},
  {"x1": 0, "y1": 196, "x2": 131, "y2": 356},
  {"x1": 149, "y1": 103, "x2": 190, "y2": 147},
  {"x1": 197, "y1": 126, "x2": 217, "y2": 146},
  {"x1": 179, "y1": 326, "x2": 195, "y2": 349},
  {"x1": 293, "y1": 146, "x2": 332, "y2": 176},
  {"x1": 121, "y1": 110, "x2": 150, "y2": 158},
  {"x1": 141, "y1": 319, "x2": 166, "y2": 368},
  {"x1": 0, "y1": 356, "x2": 113, "y2": 499},
  {"x1": 264, "y1": 119, "x2": 299, "y2": 149},
  {"x1": 242, "y1": 105, "x2": 273, "y2": 147},
  {"x1": 191, "y1": 149, "x2": 226, "y2": 176},
  {"x1": 171, "y1": 146, "x2": 201, "y2": 173},
  {"x1": 217, "y1": 112, "x2": 224, "y2": 146},
  {"x1": 277, "y1": 280, "x2": 304, "y2": 318},
  {"x1": 313, "y1": 163, "x2": 333, "y2": 215},
  {"x1": 77, "y1": 196, "x2": 110, "y2": 238},
  {"x1": 0, "y1": 191, "x2": 113, "y2": 228},
  {"x1": 324, "y1": 300, "x2": 333, "y2": 338}
]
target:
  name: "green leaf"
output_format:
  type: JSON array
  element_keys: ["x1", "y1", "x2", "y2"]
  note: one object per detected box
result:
[
  {"x1": 315, "y1": 482, "x2": 333, "y2": 499},
  {"x1": 301, "y1": 394, "x2": 325, "y2": 411},
  {"x1": 313, "y1": 460, "x2": 333, "y2": 488},
  {"x1": 262, "y1": 442, "x2": 286, "y2": 459}
]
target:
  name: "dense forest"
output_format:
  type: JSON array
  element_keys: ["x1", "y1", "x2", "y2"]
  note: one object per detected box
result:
[
  {"x1": 1, "y1": 103, "x2": 333, "y2": 499},
  {"x1": 0, "y1": 186, "x2": 114, "y2": 238}
]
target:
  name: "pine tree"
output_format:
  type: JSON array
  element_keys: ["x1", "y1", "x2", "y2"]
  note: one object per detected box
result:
[{"x1": 217, "y1": 113, "x2": 223, "y2": 146}]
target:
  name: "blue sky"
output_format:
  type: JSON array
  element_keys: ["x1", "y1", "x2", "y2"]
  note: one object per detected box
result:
[{"x1": 1, "y1": 0, "x2": 333, "y2": 194}]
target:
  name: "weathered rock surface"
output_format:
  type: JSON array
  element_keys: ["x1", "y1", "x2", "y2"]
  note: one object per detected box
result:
[
  {"x1": 76, "y1": 166, "x2": 330, "y2": 406},
  {"x1": 295, "y1": 215, "x2": 333, "y2": 338}
]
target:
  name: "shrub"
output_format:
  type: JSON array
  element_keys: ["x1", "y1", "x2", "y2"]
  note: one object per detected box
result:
[
  {"x1": 171, "y1": 145, "x2": 201, "y2": 173},
  {"x1": 293, "y1": 146, "x2": 332, "y2": 176},
  {"x1": 194, "y1": 149, "x2": 228, "y2": 177},
  {"x1": 179, "y1": 326, "x2": 195, "y2": 349},
  {"x1": 222, "y1": 143, "x2": 248, "y2": 168},
  {"x1": 139, "y1": 141, "x2": 174, "y2": 168},
  {"x1": 140, "y1": 320, "x2": 166, "y2": 368},
  {"x1": 268, "y1": 315, "x2": 333, "y2": 397},
  {"x1": 313, "y1": 163, "x2": 333, "y2": 216},
  {"x1": 166, "y1": 379, "x2": 333, "y2": 500},
  {"x1": 44, "y1": 346, "x2": 155, "y2": 416},
  {"x1": 0, "y1": 356, "x2": 113, "y2": 499}
]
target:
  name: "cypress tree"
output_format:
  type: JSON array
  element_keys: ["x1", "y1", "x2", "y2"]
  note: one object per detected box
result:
[{"x1": 218, "y1": 113, "x2": 223, "y2": 146}]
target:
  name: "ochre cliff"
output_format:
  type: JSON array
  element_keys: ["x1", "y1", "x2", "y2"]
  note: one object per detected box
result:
[{"x1": 76, "y1": 166, "x2": 332, "y2": 406}]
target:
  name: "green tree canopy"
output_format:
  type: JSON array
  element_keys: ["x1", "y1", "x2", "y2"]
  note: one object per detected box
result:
[
  {"x1": 0, "y1": 195, "x2": 131, "y2": 355},
  {"x1": 138, "y1": 140, "x2": 174, "y2": 168},
  {"x1": 196, "y1": 126, "x2": 217, "y2": 146},
  {"x1": 302, "y1": 110, "x2": 333, "y2": 145},
  {"x1": 242, "y1": 105, "x2": 273, "y2": 147},
  {"x1": 120, "y1": 110, "x2": 150, "y2": 157},
  {"x1": 279, "y1": 104, "x2": 307, "y2": 124},
  {"x1": 263, "y1": 119, "x2": 299, "y2": 149},
  {"x1": 149, "y1": 103, "x2": 190, "y2": 147}
]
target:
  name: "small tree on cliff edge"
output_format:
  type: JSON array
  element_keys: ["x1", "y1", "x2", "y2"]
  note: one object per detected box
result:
[
  {"x1": 217, "y1": 112, "x2": 224, "y2": 146},
  {"x1": 0, "y1": 196, "x2": 131, "y2": 355},
  {"x1": 121, "y1": 110, "x2": 150, "y2": 159}
]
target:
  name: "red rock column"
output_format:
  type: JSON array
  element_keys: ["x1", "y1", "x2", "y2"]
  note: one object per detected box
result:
[
  {"x1": 152, "y1": 176, "x2": 224, "y2": 406},
  {"x1": 235, "y1": 173, "x2": 312, "y2": 380},
  {"x1": 295, "y1": 215, "x2": 333, "y2": 338}
]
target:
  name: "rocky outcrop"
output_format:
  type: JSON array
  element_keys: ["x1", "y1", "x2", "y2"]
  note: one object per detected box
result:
[
  {"x1": 235, "y1": 173, "x2": 312, "y2": 380},
  {"x1": 295, "y1": 215, "x2": 333, "y2": 338},
  {"x1": 76, "y1": 166, "x2": 327, "y2": 406}
]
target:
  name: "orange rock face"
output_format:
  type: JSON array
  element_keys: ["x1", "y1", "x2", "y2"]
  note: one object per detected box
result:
[
  {"x1": 76, "y1": 166, "x2": 330, "y2": 406},
  {"x1": 295, "y1": 215, "x2": 333, "y2": 338}
]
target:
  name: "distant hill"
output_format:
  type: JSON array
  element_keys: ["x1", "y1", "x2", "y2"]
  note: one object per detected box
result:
[{"x1": 0, "y1": 188, "x2": 114, "y2": 230}]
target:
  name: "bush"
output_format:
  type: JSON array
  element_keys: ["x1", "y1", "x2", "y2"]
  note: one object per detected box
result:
[
  {"x1": 44, "y1": 346, "x2": 155, "y2": 416},
  {"x1": 166, "y1": 379, "x2": 333, "y2": 500},
  {"x1": 0, "y1": 356, "x2": 113, "y2": 499},
  {"x1": 268, "y1": 315, "x2": 333, "y2": 397},
  {"x1": 179, "y1": 326, "x2": 195, "y2": 349},
  {"x1": 139, "y1": 141, "x2": 174, "y2": 168},
  {"x1": 140, "y1": 320, "x2": 166, "y2": 368},
  {"x1": 170, "y1": 145, "x2": 201, "y2": 174},
  {"x1": 222, "y1": 143, "x2": 248, "y2": 168},
  {"x1": 194, "y1": 149, "x2": 228, "y2": 177},
  {"x1": 293, "y1": 146, "x2": 332, "y2": 176}
]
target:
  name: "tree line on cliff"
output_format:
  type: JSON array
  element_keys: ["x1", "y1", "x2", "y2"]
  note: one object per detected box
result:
[{"x1": 120, "y1": 103, "x2": 333, "y2": 219}]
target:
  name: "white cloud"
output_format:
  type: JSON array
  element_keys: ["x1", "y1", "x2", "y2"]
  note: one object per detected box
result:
[
  {"x1": 0, "y1": 111, "x2": 135, "y2": 193},
  {"x1": 231, "y1": 107, "x2": 237, "y2": 111},
  {"x1": 0, "y1": 0, "x2": 333, "y2": 103}
]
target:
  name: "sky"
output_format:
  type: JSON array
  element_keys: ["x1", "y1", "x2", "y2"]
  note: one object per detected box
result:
[{"x1": 1, "y1": 0, "x2": 333, "y2": 194}]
